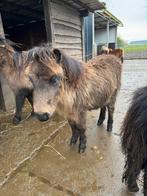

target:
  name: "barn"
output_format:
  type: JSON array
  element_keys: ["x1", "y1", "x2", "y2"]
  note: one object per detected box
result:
[
  {"x1": 0, "y1": 0, "x2": 122, "y2": 111},
  {"x1": 94, "y1": 9, "x2": 123, "y2": 54}
]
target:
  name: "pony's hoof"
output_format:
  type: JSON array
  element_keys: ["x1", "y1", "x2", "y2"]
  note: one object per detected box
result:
[
  {"x1": 70, "y1": 136, "x2": 78, "y2": 145},
  {"x1": 128, "y1": 186, "x2": 139, "y2": 193},
  {"x1": 97, "y1": 119, "x2": 104, "y2": 126},
  {"x1": 13, "y1": 116, "x2": 21, "y2": 125},
  {"x1": 31, "y1": 111, "x2": 35, "y2": 117},
  {"x1": 107, "y1": 124, "x2": 112, "y2": 132},
  {"x1": 78, "y1": 143, "x2": 86, "y2": 153},
  {"x1": 128, "y1": 183, "x2": 139, "y2": 192},
  {"x1": 144, "y1": 189, "x2": 147, "y2": 195}
]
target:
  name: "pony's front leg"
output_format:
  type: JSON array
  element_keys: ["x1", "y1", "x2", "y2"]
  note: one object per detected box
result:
[
  {"x1": 13, "y1": 90, "x2": 26, "y2": 124},
  {"x1": 68, "y1": 111, "x2": 87, "y2": 153},
  {"x1": 68, "y1": 119, "x2": 80, "y2": 145},
  {"x1": 97, "y1": 106, "x2": 106, "y2": 126},
  {"x1": 127, "y1": 174, "x2": 139, "y2": 192},
  {"x1": 78, "y1": 126, "x2": 87, "y2": 153},
  {"x1": 77, "y1": 111, "x2": 87, "y2": 153},
  {"x1": 26, "y1": 92, "x2": 34, "y2": 117}
]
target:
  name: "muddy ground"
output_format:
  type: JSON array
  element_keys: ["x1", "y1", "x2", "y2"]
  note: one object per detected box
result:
[{"x1": 0, "y1": 59, "x2": 147, "y2": 196}]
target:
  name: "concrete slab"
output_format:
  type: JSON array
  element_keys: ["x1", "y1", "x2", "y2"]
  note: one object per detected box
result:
[{"x1": 0, "y1": 60, "x2": 147, "y2": 196}]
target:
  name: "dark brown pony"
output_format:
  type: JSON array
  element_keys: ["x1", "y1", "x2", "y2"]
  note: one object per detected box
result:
[
  {"x1": 121, "y1": 86, "x2": 147, "y2": 195},
  {"x1": 24, "y1": 47, "x2": 122, "y2": 153},
  {"x1": 0, "y1": 37, "x2": 49, "y2": 123}
]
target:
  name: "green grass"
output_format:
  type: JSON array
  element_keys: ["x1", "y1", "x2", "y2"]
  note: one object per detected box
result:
[{"x1": 124, "y1": 44, "x2": 147, "y2": 53}]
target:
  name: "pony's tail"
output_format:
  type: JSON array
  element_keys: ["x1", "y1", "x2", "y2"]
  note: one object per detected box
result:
[{"x1": 121, "y1": 87, "x2": 147, "y2": 183}]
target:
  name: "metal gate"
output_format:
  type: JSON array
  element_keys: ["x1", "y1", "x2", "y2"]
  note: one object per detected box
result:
[{"x1": 84, "y1": 14, "x2": 93, "y2": 61}]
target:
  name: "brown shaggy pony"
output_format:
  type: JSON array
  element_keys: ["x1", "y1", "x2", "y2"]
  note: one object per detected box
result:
[
  {"x1": 24, "y1": 47, "x2": 122, "y2": 153},
  {"x1": 109, "y1": 48, "x2": 124, "y2": 63},
  {"x1": 0, "y1": 37, "x2": 41, "y2": 123}
]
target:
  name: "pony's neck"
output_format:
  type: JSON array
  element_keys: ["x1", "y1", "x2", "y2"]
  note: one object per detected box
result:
[{"x1": 61, "y1": 53, "x2": 84, "y2": 88}]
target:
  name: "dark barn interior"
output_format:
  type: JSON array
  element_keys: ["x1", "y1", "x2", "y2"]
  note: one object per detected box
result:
[{"x1": 0, "y1": 0, "x2": 47, "y2": 50}]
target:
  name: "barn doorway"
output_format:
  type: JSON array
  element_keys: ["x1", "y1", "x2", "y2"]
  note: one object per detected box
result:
[{"x1": 0, "y1": 0, "x2": 47, "y2": 50}]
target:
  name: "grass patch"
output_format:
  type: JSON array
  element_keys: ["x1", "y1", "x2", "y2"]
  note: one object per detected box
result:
[{"x1": 124, "y1": 44, "x2": 147, "y2": 53}]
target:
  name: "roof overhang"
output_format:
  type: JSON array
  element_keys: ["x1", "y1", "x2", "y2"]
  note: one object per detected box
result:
[
  {"x1": 62, "y1": 0, "x2": 106, "y2": 12},
  {"x1": 0, "y1": 0, "x2": 106, "y2": 29},
  {"x1": 95, "y1": 9, "x2": 123, "y2": 30}
]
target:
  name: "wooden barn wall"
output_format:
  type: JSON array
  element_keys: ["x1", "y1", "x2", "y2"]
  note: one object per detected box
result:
[{"x1": 51, "y1": 1, "x2": 83, "y2": 61}]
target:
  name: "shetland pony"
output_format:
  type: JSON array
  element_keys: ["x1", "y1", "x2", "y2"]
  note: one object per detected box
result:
[
  {"x1": 121, "y1": 86, "x2": 147, "y2": 194},
  {"x1": 24, "y1": 47, "x2": 122, "y2": 153}
]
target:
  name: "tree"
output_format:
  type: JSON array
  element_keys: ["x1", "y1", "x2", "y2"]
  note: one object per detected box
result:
[{"x1": 117, "y1": 36, "x2": 127, "y2": 47}]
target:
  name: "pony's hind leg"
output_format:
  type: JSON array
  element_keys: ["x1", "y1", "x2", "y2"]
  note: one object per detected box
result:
[
  {"x1": 97, "y1": 107, "x2": 106, "y2": 126},
  {"x1": 107, "y1": 91, "x2": 117, "y2": 132},
  {"x1": 107, "y1": 104, "x2": 114, "y2": 132}
]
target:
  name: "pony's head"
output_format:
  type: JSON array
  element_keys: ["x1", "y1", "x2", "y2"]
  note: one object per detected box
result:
[{"x1": 25, "y1": 47, "x2": 64, "y2": 121}]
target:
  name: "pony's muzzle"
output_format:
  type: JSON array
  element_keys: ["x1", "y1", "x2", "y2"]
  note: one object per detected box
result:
[{"x1": 34, "y1": 112, "x2": 50, "y2": 121}]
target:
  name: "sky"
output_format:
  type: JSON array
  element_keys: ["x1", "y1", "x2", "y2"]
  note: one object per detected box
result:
[{"x1": 102, "y1": 0, "x2": 147, "y2": 42}]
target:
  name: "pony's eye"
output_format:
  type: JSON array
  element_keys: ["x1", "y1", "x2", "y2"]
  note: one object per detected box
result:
[{"x1": 50, "y1": 75, "x2": 60, "y2": 85}]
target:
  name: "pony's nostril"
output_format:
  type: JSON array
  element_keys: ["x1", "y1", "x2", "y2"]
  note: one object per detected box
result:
[
  {"x1": 34, "y1": 113, "x2": 50, "y2": 121},
  {"x1": 44, "y1": 113, "x2": 50, "y2": 120}
]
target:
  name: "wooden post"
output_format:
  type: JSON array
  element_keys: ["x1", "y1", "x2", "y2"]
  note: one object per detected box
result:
[
  {"x1": 82, "y1": 17, "x2": 85, "y2": 61},
  {"x1": 0, "y1": 12, "x2": 15, "y2": 112},
  {"x1": 106, "y1": 20, "x2": 110, "y2": 47},
  {"x1": 91, "y1": 13, "x2": 95, "y2": 58},
  {"x1": 0, "y1": 12, "x2": 6, "y2": 111},
  {"x1": 42, "y1": 0, "x2": 54, "y2": 47},
  {"x1": 115, "y1": 27, "x2": 117, "y2": 48}
]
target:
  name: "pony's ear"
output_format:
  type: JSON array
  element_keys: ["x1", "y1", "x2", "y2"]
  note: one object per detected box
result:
[
  {"x1": 34, "y1": 53, "x2": 40, "y2": 62},
  {"x1": 53, "y1": 49, "x2": 61, "y2": 63}
]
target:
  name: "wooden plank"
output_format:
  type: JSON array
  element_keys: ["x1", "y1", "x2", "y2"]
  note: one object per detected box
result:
[
  {"x1": 81, "y1": 17, "x2": 85, "y2": 61},
  {"x1": 42, "y1": 0, "x2": 54, "y2": 46},
  {"x1": 54, "y1": 24, "x2": 81, "y2": 37},
  {"x1": 53, "y1": 18, "x2": 81, "y2": 31},
  {"x1": 54, "y1": 33, "x2": 81, "y2": 38},
  {"x1": 62, "y1": 49, "x2": 82, "y2": 56},
  {"x1": 55, "y1": 44, "x2": 82, "y2": 50},
  {"x1": 55, "y1": 35, "x2": 82, "y2": 43},
  {"x1": 51, "y1": 2, "x2": 81, "y2": 26}
]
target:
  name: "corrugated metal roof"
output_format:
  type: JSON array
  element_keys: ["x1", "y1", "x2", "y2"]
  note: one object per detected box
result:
[
  {"x1": 95, "y1": 9, "x2": 123, "y2": 29},
  {"x1": 62, "y1": 0, "x2": 105, "y2": 12}
]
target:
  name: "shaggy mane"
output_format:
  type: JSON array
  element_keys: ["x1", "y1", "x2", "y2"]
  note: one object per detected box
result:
[{"x1": 58, "y1": 50, "x2": 84, "y2": 87}]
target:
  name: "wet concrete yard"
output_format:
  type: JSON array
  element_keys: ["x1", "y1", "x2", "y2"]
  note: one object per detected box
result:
[{"x1": 0, "y1": 59, "x2": 147, "y2": 196}]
